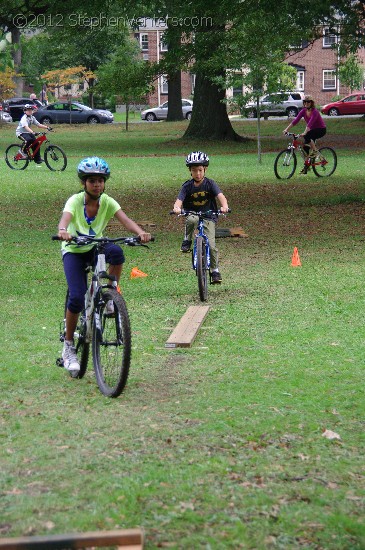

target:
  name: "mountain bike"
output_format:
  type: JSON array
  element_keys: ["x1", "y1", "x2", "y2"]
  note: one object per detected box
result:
[
  {"x1": 274, "y1": 132, "x2": 337, "y2": 179},
  {"x1": 171, "y1": 209, "x2": 230, "y2": 302},
  {"x1": 5, "y1": 130, "x2": 67, "y2": 171},
  {"x1": 52, "y1": 234, "x2": 153, "y2": 398}
]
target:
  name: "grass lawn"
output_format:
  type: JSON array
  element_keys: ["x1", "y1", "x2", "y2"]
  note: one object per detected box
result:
[{"x1": 0, "y1": 118, "x2": 364, "y2": 549}]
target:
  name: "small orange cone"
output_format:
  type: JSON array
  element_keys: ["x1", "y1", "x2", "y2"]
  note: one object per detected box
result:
[
  {"x1": 291, "y1": 247, "x2": 302, "y2": 267},
  {"x1": 130, "y1": 267, "x2": 148, "y2": 279}
]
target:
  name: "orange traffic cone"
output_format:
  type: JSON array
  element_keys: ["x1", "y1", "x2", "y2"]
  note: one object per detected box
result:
[
  {"x1": 291, "y1": 247, "x2": 302, "y2": 267},
  {"x1": 130, "y1": 267, "x2": 148, "y2": 278}
]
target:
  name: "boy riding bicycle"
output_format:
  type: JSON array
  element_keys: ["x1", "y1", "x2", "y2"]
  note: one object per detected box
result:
[
  {"x1": 16, "y1": 104, "x2": 50, "y2": 164},
  {"x1": 173, "y1": 151, "x2": 229, "y2": 284},
  {"x1": 56, "y1": 156, "x2": 151, "y2": 376}
]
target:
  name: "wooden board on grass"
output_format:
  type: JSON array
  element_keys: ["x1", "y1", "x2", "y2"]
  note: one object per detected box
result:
[
  {"x1": 0, "y1": 529, "x2": 144, "y2": 549},
  {"x1": 215, "y1": 226, "x2": 248, "y2": 238},
  {"x1": 165, "y1": 305, "x2": 210, "y2": 348}
]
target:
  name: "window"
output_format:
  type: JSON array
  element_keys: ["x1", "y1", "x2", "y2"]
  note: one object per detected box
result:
[
  {"x1": 296, "y1": 71, "x2": 304, "y2": 91},
  {"x1": 323, "y1": 27, "x2": 337, "y2": 47},
  {"x1": 323, "y1": 70, "x2": 336, "y2": 90},
  {"x1": 160, "y1": 75, "x2": 168, "y2": 94},
  {"x1": 160, "y1": 32, "x2": 168, "y2": 52},
  {"x1": 140, "y1": 34, "x2": 148, "y2": 51}
]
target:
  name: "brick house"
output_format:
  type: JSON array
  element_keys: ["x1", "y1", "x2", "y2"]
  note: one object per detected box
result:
[
  {"x1": 135, "y1": 21, "x2": 365, "y2": 108},
  {"x1": 285, "y1": 27, "x2": 365, "y2": 105}
]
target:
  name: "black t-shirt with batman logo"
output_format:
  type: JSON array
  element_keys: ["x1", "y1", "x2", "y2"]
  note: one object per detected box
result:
[{"x1": 177, "y1": 177, "x2": 222, "y2": 217}]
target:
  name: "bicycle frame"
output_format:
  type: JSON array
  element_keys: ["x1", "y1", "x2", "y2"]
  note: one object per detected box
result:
[
  {"x1": 16, "y1": 132, "x2": 48, "y2": 161},
  {"x1": 83, "y1": 242, "x2": 118, "y2": 343}
]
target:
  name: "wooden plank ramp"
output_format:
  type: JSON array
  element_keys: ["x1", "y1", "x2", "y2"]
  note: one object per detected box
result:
[
  {"x1": 216, "y1": 226, "x2": 248, "y2": 238},
  {"x1": 0, "y1": 528, "x2": 143, "y2": 549},
  {"x1": 165, "y1": 305, "x2": 210, "y2": 348}
]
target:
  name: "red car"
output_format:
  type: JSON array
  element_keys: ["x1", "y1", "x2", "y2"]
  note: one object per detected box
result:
[{"x1": 321, "y1": 92, "x2": 365, "y2": 116}]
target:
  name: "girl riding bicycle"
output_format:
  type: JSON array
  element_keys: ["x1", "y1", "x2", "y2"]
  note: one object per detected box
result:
[
  {"x1": 283, "y1": 95, "x2": 326, "y2": 174},
  {"x1": 173, "y1": 151, "x2": 229, "y2": 284},
  {"x1": 56, "y1": 156, "x2": 151, "y2": 376},
  {"x1": 16, "y1": 104, "x2": 50, "y2": 165}
]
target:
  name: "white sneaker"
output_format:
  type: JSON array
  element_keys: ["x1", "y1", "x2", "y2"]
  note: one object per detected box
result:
[
  {"x1": 105, "y1": 299, "x2": 115, "y2": 316},
  {"x1": 18, "y1": 150, "x2": 27, "y2": 159},
  {"x1": 62, "y1": 340, "x2": 80, "y2": 376}
]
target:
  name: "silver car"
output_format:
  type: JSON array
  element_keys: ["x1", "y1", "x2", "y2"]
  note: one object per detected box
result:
[
  {"x1": 244, "y1": 92, "x2": 305, "y2": 118},
  {"x1": 0, "y1": 110, "x2": 13, "y2": 123},
  {"x1": 141, "y1": 99, "x2": 193, "y2": 121}
]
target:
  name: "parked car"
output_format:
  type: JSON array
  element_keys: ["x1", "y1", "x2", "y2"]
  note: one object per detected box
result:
[
  {"x1": 321, "y1": 93, "x2": 365, "y2": 116},
  {"x1": 0, "y1": 109, "x2": 13, "y2": 123},
  {"x1": 243, "y1": 92, "x2": 305, "y2": 118},
  {"x1": 2, "y1": 97, "x2": 43, "y2": 121},
  {"x1": 1, "y1": 112, "x2": 13, "y2": 123},
  {"x1": 141, "y1": 99, "x2": 193, "y2": 121},
  {"x1": 33, "y1": 102, "x2": 114, "y2": 124}
]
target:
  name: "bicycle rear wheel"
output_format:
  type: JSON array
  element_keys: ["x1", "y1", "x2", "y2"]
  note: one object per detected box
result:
[
  {"x1": 61, "y1": 291, "x2": 89, "y2": 378},
  {"x1": 274, "y1": 149, "x2": 297, "y2": 179},
  {"x1": 196, "y1": 236, "x2": 208, "y2": 301},
  {"x1": 312, "y1": 147, "x2": 337, "y2": 177},
  {"x1": 44, "y1": 144, "x2": 67, "y2": 171},
  {"x1": 92, "y1": 288, "x2": 131, "y2": 397},
  {"x1": 5, "y1": 144, "x2": 29, "y2": 170}
]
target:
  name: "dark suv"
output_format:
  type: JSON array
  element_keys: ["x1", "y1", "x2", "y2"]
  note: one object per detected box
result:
[{"x1": 2, "y1": 97, "x2": 43, "y2": 121}]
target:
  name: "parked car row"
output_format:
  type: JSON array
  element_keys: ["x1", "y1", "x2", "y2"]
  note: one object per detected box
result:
[
  {"x1": 1, "y1": 97, "x2": 114, "y2": 124},
  {"x1": 241, "y1": 90, "x2": 365, "y2": 118},
  {"x1": 2, "y1": 92, "x2": 365, "y2": 124}
]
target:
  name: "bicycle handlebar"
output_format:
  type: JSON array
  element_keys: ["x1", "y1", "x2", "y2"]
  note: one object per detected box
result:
[
  {"x1": 284, "y1": 132, "x2": 301, "y2": 138},
  {"x1": 52, "y1": 235, "x2": 154, "y2": 246},
  {"x1": 170, "y1": 209, "x2": 231, "y2": 217}
]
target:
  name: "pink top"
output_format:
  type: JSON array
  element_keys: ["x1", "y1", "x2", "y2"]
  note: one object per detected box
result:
[{"x1": 291, "y1": 108, "x2": 326, "y2": 130}]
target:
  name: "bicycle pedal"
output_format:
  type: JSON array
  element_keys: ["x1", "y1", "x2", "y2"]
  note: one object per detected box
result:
[{"x1": 56, "y1": 357, "x2": 64, "y2": 367}]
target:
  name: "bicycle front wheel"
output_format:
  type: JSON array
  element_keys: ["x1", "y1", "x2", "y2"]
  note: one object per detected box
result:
[
  {"x1": 274, "y1": 149, "x2": 297, "y2": 179},
  {"x1": 312, "y1": 147, "x2": 337, "y2": 177},
  {"x1": 44, "y1": 144, "x2": 67, "y2": 171},
  {"x1": 92, "y1": 288, "x2": 131, "y2": 397},
  {"x1": 5, "y1": 144, "x2": 29, "y2": 170},
  {"x1": 196, "y1": 236, "x2": 208, "y2": 301}
]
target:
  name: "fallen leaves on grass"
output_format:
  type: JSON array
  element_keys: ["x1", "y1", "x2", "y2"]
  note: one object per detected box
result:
[{"x1": 322, "y1": 429, "x2": 341, "y2": 440}]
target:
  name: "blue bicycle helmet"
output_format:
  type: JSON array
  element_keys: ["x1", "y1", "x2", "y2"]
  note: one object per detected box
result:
[
  {"x1": 185, "y1": 151, "x2": 209, "y2": 167},
  {"x1": 77, "y1": 156, "x2": 110, "y2": 180}
]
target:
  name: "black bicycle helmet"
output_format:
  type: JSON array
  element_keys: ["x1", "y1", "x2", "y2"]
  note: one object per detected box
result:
[
  {"x1": 23, "y1": 104, "x2": 35, "y2": 111},
  {"x1": 77, "y1": 156, "x2": 111, "y2": 180},
  {"x1": 185, "y1": 151, "x2": 209, "y2": 167}
]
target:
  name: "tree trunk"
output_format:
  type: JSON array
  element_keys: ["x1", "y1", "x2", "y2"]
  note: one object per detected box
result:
[
  {"x1": 166, "y1": 70, "x2": 184, "y2": 121},
  {"x1": 184, "y1": 72, "x2": 245, "y2": 141}
]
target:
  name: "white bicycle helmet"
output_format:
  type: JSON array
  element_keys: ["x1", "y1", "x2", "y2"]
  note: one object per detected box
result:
[
  {"x1": 24, "y1": 104, "x2": 35, "y2": 110},
  {"x1": 77, "y1": 156, "x2": 110, "y2": 180},
  {"x1": 185, "y1": 151, "x2": 209, "y2": 167}
]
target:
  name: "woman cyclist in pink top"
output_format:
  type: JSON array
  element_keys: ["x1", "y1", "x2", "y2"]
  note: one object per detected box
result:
[{"x1": 283, "y1": 95, "x2": 326, "y2": 174}]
